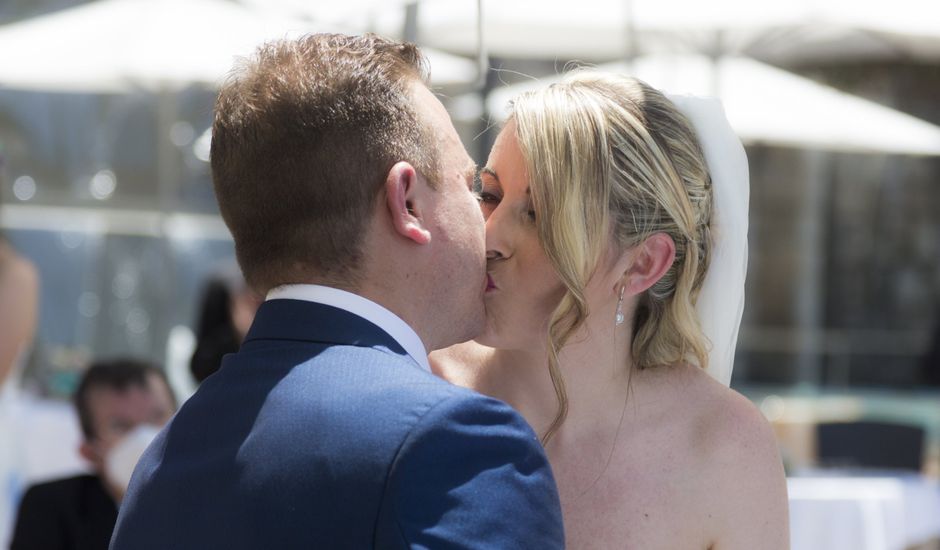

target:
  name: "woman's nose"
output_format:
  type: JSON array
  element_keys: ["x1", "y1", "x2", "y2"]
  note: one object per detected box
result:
[{"x1": 484, "y1": 207, "x2": 510, "y2": 262}]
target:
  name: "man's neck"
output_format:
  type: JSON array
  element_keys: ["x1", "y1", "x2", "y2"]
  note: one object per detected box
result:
[{"x1": 355, "y1": 284, "x2": 433, "y2": 350}]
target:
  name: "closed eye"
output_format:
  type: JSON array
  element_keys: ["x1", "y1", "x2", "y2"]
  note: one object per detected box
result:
[{"x1": 477, "y1": 191, "x2": 500, "y2": 205}]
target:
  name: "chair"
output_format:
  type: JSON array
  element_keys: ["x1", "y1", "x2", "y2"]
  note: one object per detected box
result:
[{"x1": 815, "y1": 421, "x2": 926, "y2": 472}]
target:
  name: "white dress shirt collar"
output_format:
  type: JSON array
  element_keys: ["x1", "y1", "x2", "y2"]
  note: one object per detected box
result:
[{"x1": 265, "y1": 284, "x2": 430, "y2": 372}]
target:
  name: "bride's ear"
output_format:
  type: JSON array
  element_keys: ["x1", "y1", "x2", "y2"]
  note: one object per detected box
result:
[{"x1": 618, "y1": 233, "x2": 676, "y2": 297}]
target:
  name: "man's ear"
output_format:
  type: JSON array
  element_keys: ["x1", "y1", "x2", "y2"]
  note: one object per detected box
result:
[
  {"x1": 385, "y1": 161, "x2": 431, "y2": 245},
  {"x1": 620, "y1": 233, "x2": 676, "y2": 297},
  {"x1": 79, "y1": 440, "x2": 102, "y2": 467}
]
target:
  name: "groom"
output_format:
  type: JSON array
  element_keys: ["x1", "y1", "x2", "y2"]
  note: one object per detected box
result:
[{"x1": 109, "y1": 33, "x2": 564, "y2": 549}]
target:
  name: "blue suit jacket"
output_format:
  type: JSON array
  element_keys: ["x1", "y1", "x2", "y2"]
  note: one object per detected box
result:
[{"x1": 110, "y1": 299, "x2": 564, "y2": 549}]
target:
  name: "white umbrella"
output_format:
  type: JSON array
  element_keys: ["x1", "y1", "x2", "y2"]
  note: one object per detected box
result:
[
  {"x1": 371, "y1": 0, "x2": 940, "y2": 62},
  {"x1": 0, "y1": 0, "x2": 478, "y2": 203},
  {"x1": 238, "y1": 0, "x2": 417, "y2": 31},
  {"x1": 742, "y1": 0, "x2": 940, "y2": 62},
  {"x1": 482, "y1": 54, "x2": 940, "y2": 156},
  {"x1": 0, "y1": 0, "x2": 316, "y2": 92},
  {"x1": 0, "y1": 0, "x2": 476, "y2": 92},
  {"x1": 377, "y1": 0, "x2": 642, "y2": 60}
]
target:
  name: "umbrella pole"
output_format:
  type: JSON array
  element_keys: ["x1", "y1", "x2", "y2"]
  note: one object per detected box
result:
[
  {"x1": 155, "y1": 87, "x2": 180, "y2": 366},
  {"x1": 795, "y1": 149, "x2": 831, "y2": 389},
  {"x1": 474, "y1": 0, "x2": 487, "y2": 91},
  {"x1": 155, "y1": 88, "x2": 179, "y2": 216},
  {"x1": 474, "y1": 0, "x2": 494, "y2": 163},
  {"x1": 403, "y1": 2, "x2": 418, "y2": 43},
  {"x1": 623, "y1": 0, "x2": 637, "y2": 69}
]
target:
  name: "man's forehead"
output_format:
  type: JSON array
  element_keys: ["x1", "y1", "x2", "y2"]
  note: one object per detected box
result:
[
  {"x1": 410, "y1": 83, "x2": 448, "y2": 123},
  {"x1": 409, "y1": 81, "x2": 473, "y2": 171},
  {"x1": 463, "y1": 159, "x2": 477, "y2": 177},
  {"x1": 88, "y1": 382, "x2": 144, "y2": 395},
  {"x1": 87, "y1": 377, "x2": 162, "y2": 402}
]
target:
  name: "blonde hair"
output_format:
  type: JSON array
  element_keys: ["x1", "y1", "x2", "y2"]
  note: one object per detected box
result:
[{"x1": 509, "y1": 73, "x2": 713, "y2": 443}]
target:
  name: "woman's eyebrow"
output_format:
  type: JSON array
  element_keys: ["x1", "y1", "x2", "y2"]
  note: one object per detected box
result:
[
  {"x1": 481, "y1": 168, "x2": 530, "y2": 195},
  {"x1": 480, "y1": 167, "x2": 499, "y2": 183}
]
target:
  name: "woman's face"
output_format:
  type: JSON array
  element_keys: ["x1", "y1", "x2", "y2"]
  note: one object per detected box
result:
[{"x1": 476, "y1": 122, "x2": 566, "y2": 350}]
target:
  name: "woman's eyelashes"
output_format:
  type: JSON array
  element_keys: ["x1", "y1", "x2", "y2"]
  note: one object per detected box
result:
[
  {"x1": 477, "y1": 190, "x2": 501, "y2": 205},
  {"x1": 475, "y1": 182, "x2": 536, "y2": 223},
  {"x1": 476, "y1": 172, "x2": 502, "y2": 212},
  {"x1": 476, "y1": 189, "x2": 500, "y2": 218}
]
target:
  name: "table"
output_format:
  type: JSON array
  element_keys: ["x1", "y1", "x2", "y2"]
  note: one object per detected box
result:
[{"x1": 789, "y1": 473, "x2": 940, "y2": 550}]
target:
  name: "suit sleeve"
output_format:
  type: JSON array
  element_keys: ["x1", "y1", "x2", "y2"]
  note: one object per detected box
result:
[
  {"x1": 375, "y1": 393, "x2": 565, "y2": 549},
  {"x1": 10, "y1": 484, "x2": 66, "y2": 550}
]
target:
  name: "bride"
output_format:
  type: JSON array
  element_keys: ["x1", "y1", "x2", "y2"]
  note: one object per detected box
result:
[{"x1": 432, "y1": 73, "x2": 789, "y2": 549}]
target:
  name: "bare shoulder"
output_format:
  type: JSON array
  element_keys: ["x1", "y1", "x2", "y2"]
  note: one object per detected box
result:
[
  {"x1": 0, "y1": 253, "x2": 38, "y2": 323},
  {"x1": 636, "y1": 364, "x2": 783, "y2": 477},
  {"x1": 0, "y1": 253, "x2": 39, "y2": 292},
  {"x1": 649, "y1": 364, "x2": 775, "y2": 457},
  {"x1": 676, "y1": 366, "x2": 790, "y2": 549},
  {"x1": 0, "y1": 251, "x2": 39, "y2": 382},
  {"x1": 429, "y1": 341, "x2": 493, "y2": 389},
  {"x1": 699, "y1": 375, "x2": 777, "y2": 461}
]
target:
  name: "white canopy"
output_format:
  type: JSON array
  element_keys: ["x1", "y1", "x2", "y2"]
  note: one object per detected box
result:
[
  {"x1": 0, "y1": 0, "x2": 476, "y2": 93},
  {"x1": 0, "y1": 0, "x2": 311, "y2": 92},
  {"x1": 481, "y1": 54, "x2": 940, "y2": 156},
  {"x1": 371, "y1": 0, "x2": 940, "y2": 61}
]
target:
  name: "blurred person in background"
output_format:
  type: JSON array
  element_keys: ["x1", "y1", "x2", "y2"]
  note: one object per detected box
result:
[
  {"x1": 10, "y1": 359, "x2": 176, "y2": 550},
  {"x1": 0, "y1": 234, "x2": 40, "y2": 549},
  {"x1": 0, "y1": 234, "x2": 38, "y2": 390},
  {"x1": 433, "y1": 73, "x2": 789, "y2": 549},
  {"x1": 189, "y1": 264, "x2": 261, "y2": 384}
]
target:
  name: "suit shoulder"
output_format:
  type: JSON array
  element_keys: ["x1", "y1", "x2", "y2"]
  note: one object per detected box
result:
[
  {"x1": 392, "y1": 388, "x2": 551, "y2": 490},
  {"x1": 422, "y1": 384, "x2": 531, "y2": 427},
  {"x1": 379, "y1": 384, "x2": 564, "y2": 547},
  {"x1": 402, "y1": 370, "x2": 539, "y2": 435}
]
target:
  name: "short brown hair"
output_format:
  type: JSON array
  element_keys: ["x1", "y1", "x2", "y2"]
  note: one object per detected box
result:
[{"x1": 211, "y1": 33, "x2": 439, "y2": 293}]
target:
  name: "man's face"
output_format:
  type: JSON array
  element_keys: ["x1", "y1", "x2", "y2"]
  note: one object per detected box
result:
[
  {"x1": 410, "y1": 84, "x2": 487, "y2": 349},
  {"x1": 81, "y1": 374, "x2": 175, "y2": 473}
]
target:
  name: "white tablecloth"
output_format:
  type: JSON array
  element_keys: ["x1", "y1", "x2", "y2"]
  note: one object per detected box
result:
[
  {"x1": 789, "y1": 473, "x2": 940, "y2": 550},
  {"x1": 0, "y1": 394, "x2": 87, "y2": 549}
]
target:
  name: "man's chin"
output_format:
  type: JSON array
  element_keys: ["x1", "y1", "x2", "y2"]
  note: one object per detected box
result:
[
  {"x1": 455, "y1": 316, "x2": 486, "y2": 347},
  {"x1": 470, "y1": 323, "x2": 499, "y2": 349},
  {"x1": 428, "y1": 313, "x2": 484, "y2": 351}
]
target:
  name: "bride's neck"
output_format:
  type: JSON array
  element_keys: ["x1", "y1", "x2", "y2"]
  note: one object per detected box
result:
[{"x1": 489, "y1": 315, "x2": 636, "y2": 440}]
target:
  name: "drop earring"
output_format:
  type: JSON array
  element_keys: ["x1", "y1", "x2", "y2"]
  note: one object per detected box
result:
[{"x1": 615, "y1": 285, "x2": 625, "y2": 325}]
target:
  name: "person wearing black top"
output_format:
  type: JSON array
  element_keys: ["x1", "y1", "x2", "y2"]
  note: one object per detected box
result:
[
  {"x1": 189, "y1": 269, "x2": 260, "y2": 384},
  {"x1": 11, "y1": 359, "x2": 175, "y2": 550},
  {"x1": 11, "y1": 474, "x2": 117, "y2": 550}
]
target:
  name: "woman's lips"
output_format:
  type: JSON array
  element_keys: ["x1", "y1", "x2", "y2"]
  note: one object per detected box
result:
[{"x1": 485, "y1": 273, "x2": 497, "y2": 292}]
